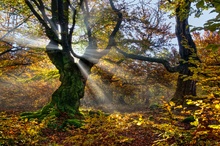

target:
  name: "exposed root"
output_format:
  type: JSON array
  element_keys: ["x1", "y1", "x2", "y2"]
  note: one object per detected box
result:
[{"x1": 20, "y1": 103, "x2": 84, "y2": 129}]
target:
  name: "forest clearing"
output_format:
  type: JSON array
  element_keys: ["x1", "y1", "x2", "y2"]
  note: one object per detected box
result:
[{"x1": 0, "y1": 67, "x2": 219, "y2": 145}]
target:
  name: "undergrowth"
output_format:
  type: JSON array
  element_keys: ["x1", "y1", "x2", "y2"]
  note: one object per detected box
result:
[{"x1": 1, "y1": 105, "x2": 220, "y2": 146}]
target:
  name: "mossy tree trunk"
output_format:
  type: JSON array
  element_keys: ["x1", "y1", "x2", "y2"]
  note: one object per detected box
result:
[
  {"x1": 21, "y1": 43, "x2": 87, "y2": 127},
  {"x1": 46, "y1": 50, "x2": 85, "y2": 117},
  {"x1": 21, "y1": 50, "x2": 86, "y2": 127}
]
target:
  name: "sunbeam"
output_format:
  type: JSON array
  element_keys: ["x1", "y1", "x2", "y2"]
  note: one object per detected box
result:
[
  {"x1": 1, "y1": 33, "x2": 49, "y2": 50},
  {"x1": 77, "y1": 59, "x2": 114, "y2": 111},
  {"x1": 81, "y1": 50, "x2": 101, "y2": 63},
  {"x1": 97, "y1": 59, "x2": 135, "y2": 80},
  {"x1": 79, "y1": 48, "x2": 136, "y2": 81}
]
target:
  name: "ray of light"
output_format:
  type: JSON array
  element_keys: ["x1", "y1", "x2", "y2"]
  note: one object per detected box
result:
[
  {"x1": 77, "y1": 59, "x2": 114, "y2": 110},
  {"x1": 96, "y1": 60, "x2": 135, "y2": 80},
  {"x1": 1, "y1": 33, "x2": 49, "y2": 50}
]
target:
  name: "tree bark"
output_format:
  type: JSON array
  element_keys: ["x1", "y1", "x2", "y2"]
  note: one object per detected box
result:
[
  {"x1": 46, "y1": 50, "x2": 85, "y2": 116},
  {"x1": 172, "y1": 65, "x2": 196, "y2": 105},
  {"x1": 171, "y1": 1, "x2": 198, "y2": 105},
  {"x1": 41, "y1": 38, "x2": 90, "y2": 127},
  {"x1": 21, "y1": 42, "x2": 87, "y2": 127}
]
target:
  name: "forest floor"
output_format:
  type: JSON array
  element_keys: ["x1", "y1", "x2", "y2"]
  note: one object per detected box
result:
[{"x1": 1, "y1": 104, "x2": 220, "y2": 146}]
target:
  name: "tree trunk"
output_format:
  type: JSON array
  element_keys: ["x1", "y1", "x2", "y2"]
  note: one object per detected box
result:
[
  {"x1": 171, "y1": 1, "x2": 199, "y2": 105},
  {"x1": 46, "y1": 50, "x2": 85, "y2": 117},
  {"x1": 171, "y1": 65, "x2": 196, "y2": 105},
  {"x1": 21, "y1": 44, "x2": 86, "y2": 127}
]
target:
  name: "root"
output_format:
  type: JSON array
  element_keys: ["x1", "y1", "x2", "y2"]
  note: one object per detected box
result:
[{"x1": 20, "y1": 103, "x2": 83, "y2": 129}]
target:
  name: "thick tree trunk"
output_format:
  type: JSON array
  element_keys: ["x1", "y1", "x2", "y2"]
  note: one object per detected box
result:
[
  {"x1": 47, "y1": 50, "x2": 85, "y2": 117},
  {"x1": 171, "y1": 65, "x2": 196, "y2": 105},
  {"x1": 171, "y1": 1, "x2": 199, "y2": 105},
  {"x1": 21, "y1": 44, "x2": 87, "y2": 127}
]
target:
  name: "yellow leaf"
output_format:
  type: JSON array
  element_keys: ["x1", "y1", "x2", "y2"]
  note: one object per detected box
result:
[
  {"x1": 187, "y1": 100, "x2": 193, "y2": 105},
  {"x1": 215, "y1": 104, "x2": 220, "y2": 109},
  {"x1": 208, "y1": 93, "x2": 215, "y2": 99},
  {"x1": 208, "y1": 125, "x2": 220, "y2": 129},
  {"x1": 169, "y1": 101, "x2": 175, "y2": 106},
  {"x1": 190, "y1": 118, "x2": 199, "y2": 126},
  {"x1": 137, "y1": 121, "x2": 142, "y2": 126},
  {"x1": 25, "y1": 118, "x2": 28, "y2": 122}
]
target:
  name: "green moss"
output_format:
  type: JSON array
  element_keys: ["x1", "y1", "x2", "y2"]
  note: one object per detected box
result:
[
  {"x1": 182, "y1": 116, "x2": 195, "y2": 123},
  {"x1": 65, "y1": 119, "x2": 83, "y2": 128},
  {"x1": 148, "y1": 115, "x2": 154, "y2": 121},
  {"x1": 31, "y1": 70, "x2": 59, "y2": 81},
  {"x1": 20, "y1": 52, "x2": 86, "y2": 129},
  {"x1": 149, "y1": 103, "x2": 160, "y2": 110}
]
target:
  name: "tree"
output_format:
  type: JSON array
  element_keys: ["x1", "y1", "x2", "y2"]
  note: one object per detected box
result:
[
  {"x1": 17, "y1": 0, "x2": 122, "y2": 127},
  {"x1": 193, "y1": 0, "x2": 220, "y2": 32},
  {"x1": 116, "y1": 0, "x2": 201, "y2": 106},
  {"x1": 78, "y1": 0, "x2": 178, "y2": 107},
  {"x1": 192, "y1": 31, "x2": 220, "y2": 99}
]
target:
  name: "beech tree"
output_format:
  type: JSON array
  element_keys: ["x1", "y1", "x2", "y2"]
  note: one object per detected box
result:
[
  {"x1": 13, "y1": 0, "x2": 123, "y2": 126},
  {"x1": 118, "y1": 0, "x2": 218, "y2": 105}
]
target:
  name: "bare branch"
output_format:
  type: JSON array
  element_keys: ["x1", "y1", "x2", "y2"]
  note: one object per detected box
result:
[
  {"x1": 116, "y1": 47, "x2": 181, "y2": 73},
  {"x1": 36, "y1": 0, "x2": 57, "y2": 34},
  {"x1": 68, "y1": 0, "x2": 80, "y2": 44},
  {"x1": 108, "y1": 0, "x2": 122, "y2": 45},
  {"x1": 99, "y1": 0, "x2": 123, "y2": 56},
  {"x1": 81, "y1": 0, "x2": 97, "y2": 47}
]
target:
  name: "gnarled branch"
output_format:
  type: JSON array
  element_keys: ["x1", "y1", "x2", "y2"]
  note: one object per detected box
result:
[
  {"x1": 98, "y1": 0, "x2": 123, "y2": 57},
  {"x1": 25, "y1": 0, "x2": 59, "y2": 43},
  {"x1": 116, "y1": 47, "x2": 181, "y2": 73}
]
